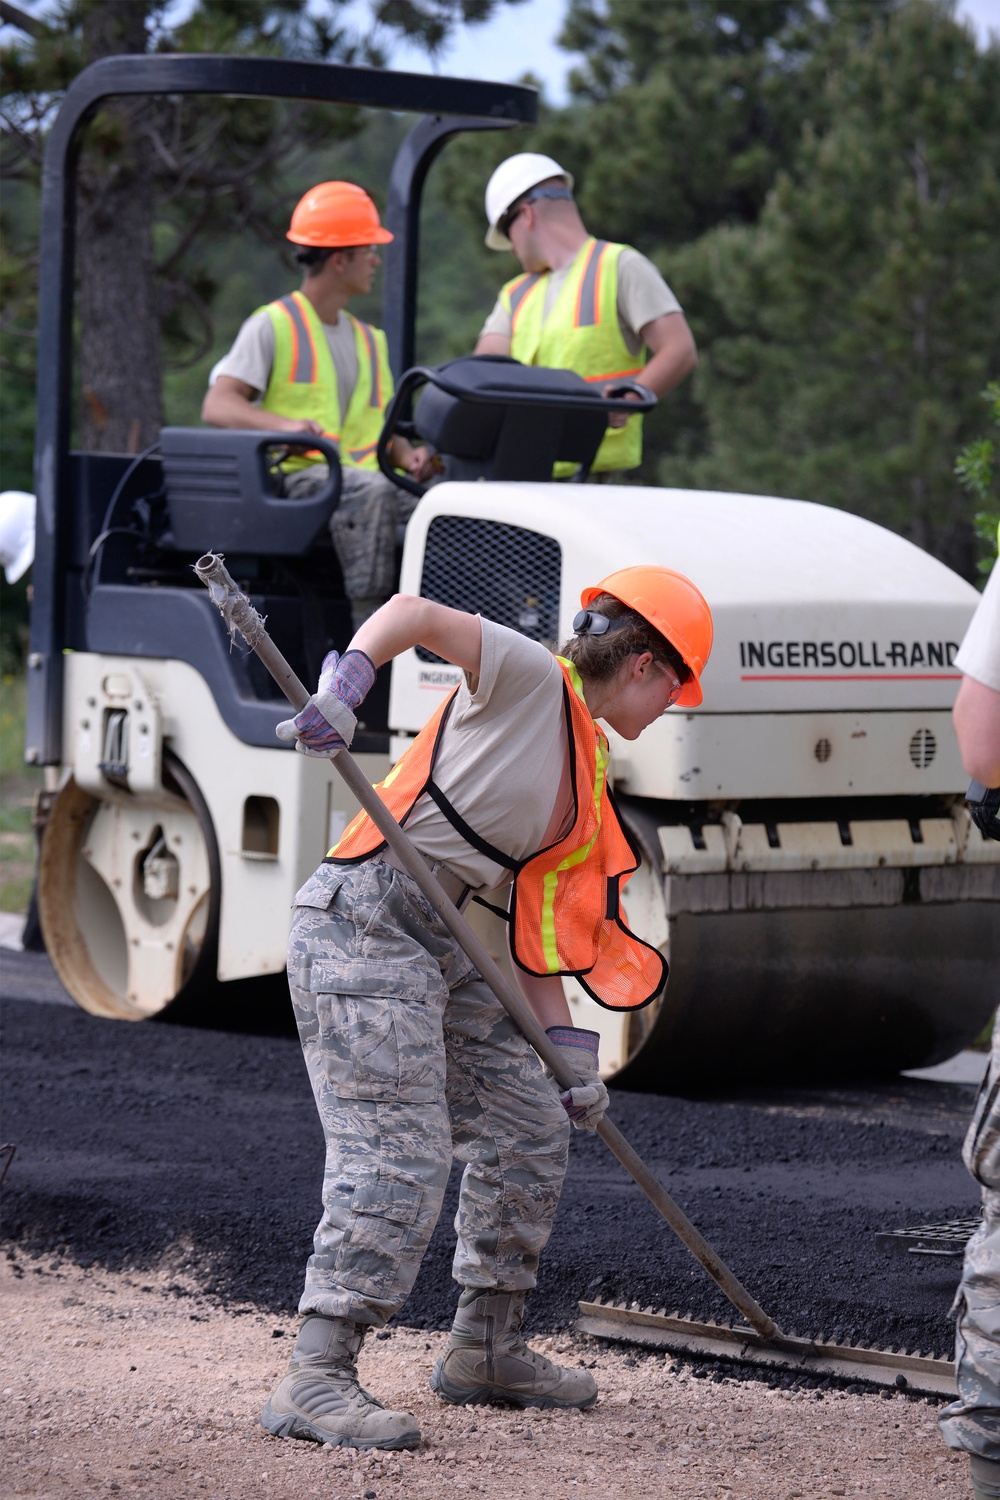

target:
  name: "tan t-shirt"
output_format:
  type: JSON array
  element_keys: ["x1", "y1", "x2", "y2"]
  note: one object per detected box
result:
[
  {"x1": 210, "y1": 306, "x2": 359, "y2": 420},
  {"x1": 401, "y1": 617, "x2": 576, "y2": 892},
  {"x1": 955, "y1": 557, "x2": 1000, "y2": 693},
  {"x1": 479, "y1": 246, "x2": 682, "y2": 357}
]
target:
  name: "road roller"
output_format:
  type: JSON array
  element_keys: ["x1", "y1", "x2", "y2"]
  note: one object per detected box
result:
[
  {"x1": 384, "y1": 457, "x2": 1000, "y2": 1086},
  {"x1": 25, "y1": 56, "x2": 999, "y2": 1086}
]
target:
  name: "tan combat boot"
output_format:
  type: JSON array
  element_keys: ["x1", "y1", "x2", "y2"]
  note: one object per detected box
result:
[
  {"x1": 261, "y1": 1314, "x2": 420, "y2": 1450},
  {"x1": 971, "y1": 1453, "x2": 1000, "y2": 1500},
  {"x1": 430, "y1": 1288, "x2": 598, "y2": 1410}
]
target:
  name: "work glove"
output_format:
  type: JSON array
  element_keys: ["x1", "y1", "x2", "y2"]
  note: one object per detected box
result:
[
  {"x1": 544, "y1": 1025, "x2": 609, "y2": 1131},
  {"x1": 275, "y1": 649, "x2": 376, "y2": 757},
  {"x1": 967, "y1": 780, "x2": 1000, "y2": 841}
]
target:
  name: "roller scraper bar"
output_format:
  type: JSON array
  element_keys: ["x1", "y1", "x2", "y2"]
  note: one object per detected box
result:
[{"x1": 576, "y1": 1300, "x2": 956, "y2": 1397}]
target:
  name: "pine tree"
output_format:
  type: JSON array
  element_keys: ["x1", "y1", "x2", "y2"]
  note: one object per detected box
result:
[
  {"x1": 0, "y1": 0, "x2": 517, "y2": 455},
  {"x1": 668, "y1": 0, "x2": 1000, "y2": 575},
  {"x1": 436, "y1": 0, "x2": 913, "y2": 493},
  {"x1": 955, "y1": 382, "x2": 1000, "y2": 577}
]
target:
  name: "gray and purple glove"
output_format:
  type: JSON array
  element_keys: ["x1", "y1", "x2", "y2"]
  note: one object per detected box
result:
[
  {"x1": 275, "y1": 648, "x2": 376, "y2": 757},
  {"x1": 544, "y1": 1025, "x2": 609, "y2": 1131}
]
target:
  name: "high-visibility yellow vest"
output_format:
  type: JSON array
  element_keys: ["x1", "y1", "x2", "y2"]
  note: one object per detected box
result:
[
  {"x1": 327, "y1": 657, "x2": 667, "y2": 1011},
  {"x1": 258, "y1": 291, "x2": 392, "y2": 471},
  {"x1": 501, "y1": 239, "x2": 645, "y2": 474}
]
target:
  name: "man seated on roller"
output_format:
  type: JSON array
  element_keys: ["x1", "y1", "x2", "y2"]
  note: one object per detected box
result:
[{"x1": 203, "y1": 181, "x2": 436, "y2": 629}]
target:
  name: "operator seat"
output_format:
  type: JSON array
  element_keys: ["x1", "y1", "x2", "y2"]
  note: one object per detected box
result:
[
  {"x1": 379, "y1": 355, "x2": 650, "y2": 492},
  {"x1": 159, "y1": 427, "x2": 342, "y2": 554}
]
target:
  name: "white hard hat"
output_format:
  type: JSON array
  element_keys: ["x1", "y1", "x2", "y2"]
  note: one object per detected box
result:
[
  {"x1": 0, "y1": 491, "x2": 35, "y2": 584},
  {"x1": 484, "y1": 152, "x2": 574, "y2": 250}
]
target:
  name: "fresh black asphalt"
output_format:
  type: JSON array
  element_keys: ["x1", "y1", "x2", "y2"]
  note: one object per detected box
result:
[{"x1": 0, "y1": 951, "x2": 980, "y2": 1364}]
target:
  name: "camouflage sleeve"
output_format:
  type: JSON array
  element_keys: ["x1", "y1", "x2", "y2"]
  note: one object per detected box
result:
[{"x1": 963, "y1": 1014, "x2": 1000, "y2": 1190}]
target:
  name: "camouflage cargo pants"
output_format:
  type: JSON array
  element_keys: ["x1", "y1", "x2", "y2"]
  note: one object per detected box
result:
[
  {"x1": 940, "y1": 1018, "x2": 1000, "y2": 1463},
  {"x1": 284, "y1": 463, "x2": 417, "y2": 603},
  {"x1": 286, "y1": 858, "x2": 570, "y2": 1327}
]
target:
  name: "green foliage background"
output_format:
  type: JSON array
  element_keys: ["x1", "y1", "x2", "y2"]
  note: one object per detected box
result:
[
  {"x1": 954, "y1": 381, "x2": 1000, "y2": 576},
  {"x1": 440, "y1": 0, "x2": 1000, "y2": 570}
]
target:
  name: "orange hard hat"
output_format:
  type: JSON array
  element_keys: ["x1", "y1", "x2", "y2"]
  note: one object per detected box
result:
[
  {"x1": 286, "y1": 181, "x2": 393, "y2": 248},
  {"x1": 580, "y1": 565, "x2": 713, "y2": 707}
]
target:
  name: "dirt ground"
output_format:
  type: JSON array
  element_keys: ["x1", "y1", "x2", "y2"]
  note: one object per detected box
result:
[{"x1": 1, "y1": 1252, "x2": 967, "y2": 1500}]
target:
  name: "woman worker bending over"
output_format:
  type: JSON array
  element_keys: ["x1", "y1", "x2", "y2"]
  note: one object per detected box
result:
[{"x1": 262, "y1": 565, "x2": 713, "y2": 1450}]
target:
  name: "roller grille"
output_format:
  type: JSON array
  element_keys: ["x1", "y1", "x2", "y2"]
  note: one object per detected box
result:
[
  {"x1": 909, "y1": 728, "x2": 937, "y2": 769},
  {"x1": 416, "y1": 516, "x2": 561, "y2": 663}
]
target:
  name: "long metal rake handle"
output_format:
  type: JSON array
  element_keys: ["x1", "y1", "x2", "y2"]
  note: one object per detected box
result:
[{"x1": 195, "y1": 552, "x2": 783, "y2": 1345}]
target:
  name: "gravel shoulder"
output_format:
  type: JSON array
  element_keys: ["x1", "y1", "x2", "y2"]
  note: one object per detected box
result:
[{"x1": 0, "y1": 1252, "x2": 967, "y2": 1500}]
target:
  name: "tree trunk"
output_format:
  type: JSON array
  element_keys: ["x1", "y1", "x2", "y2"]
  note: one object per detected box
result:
[{"x1": 76, "y1": 0, "x2": 161, "y2": 453}]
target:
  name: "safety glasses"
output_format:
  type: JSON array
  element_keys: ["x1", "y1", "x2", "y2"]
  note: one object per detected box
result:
[
  {"x1": 500, "y1": 199, "x2": 538, "y2": 239},
  {"x1": 499, "y1": 185, "x2": 574, "y2": 240},
  {"x1": 659, "y1": 662, "x2": 684, "y2": 709}
]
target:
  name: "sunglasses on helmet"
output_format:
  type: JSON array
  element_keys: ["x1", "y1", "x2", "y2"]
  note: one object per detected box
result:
[{"x1": 499, "y1": 185, "x2": 574, "y2": 239}]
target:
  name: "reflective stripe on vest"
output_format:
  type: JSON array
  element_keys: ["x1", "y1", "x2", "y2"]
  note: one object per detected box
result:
[
  {"x1": 500, "y1": 239, "x2": 644, "y2": 474},
  {"x1": 260, "y1": 292, "x2": 392, "y2": 471},
  {"x1": 355, "y1": 317, "x2": 383, "y2": 410},
  {"x1": 326, "y1": 657, "x2": 667, "y2": 1011},
  {"x1": 507, "y1": 271, "x2": 544, "y2": 334},
  {"x1": 574, "y1": 237, "x2": 609, "y2": 327},
  {"x1": 275, "y1": 293, "x2": 319, "y2": 384}
]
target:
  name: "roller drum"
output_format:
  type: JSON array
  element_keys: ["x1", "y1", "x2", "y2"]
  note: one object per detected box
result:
[{"x1": 614, "y1": 802, "x2": 999, "y2": 1091}]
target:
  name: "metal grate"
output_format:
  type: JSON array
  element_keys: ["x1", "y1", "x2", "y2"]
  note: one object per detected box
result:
[
  {"x1": 909, "y1": 727, "x2": 937, "y2": 769},
  {"x1": 416, "y1": 516, "x2": 562, "y2": 664},
  {"x1": 876, "y1": 1216, "x2": 981, "y2": 1257}
]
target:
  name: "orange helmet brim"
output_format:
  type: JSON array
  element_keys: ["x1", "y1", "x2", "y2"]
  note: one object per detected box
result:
[{"x1": 286, "y1": 225, "x2": 394, "y2": 247}]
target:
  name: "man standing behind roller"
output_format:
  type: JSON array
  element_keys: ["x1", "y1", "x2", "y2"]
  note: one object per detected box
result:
[
  {"x1": 476, "y1": 153, "x2": 698, "y2": 476},
  {"x1": 203, "y1": 182, "x2": 435, "y2": 628},
  {"x1": 939, "y1": 552, "x2": 1000, "y2": 1500}
]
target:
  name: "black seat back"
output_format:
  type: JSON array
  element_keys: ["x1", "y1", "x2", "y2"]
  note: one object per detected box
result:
[
  {"x1": 412, "y1": 356, "x2": 609, "y2": 481},
  {"x1": 161, "y1": 427, "x2": 341, "y2": 555}
]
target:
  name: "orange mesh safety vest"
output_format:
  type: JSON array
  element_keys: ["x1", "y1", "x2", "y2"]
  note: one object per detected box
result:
[{"x1": 327, "y1": 658, "x2": 667, "y2": 1012}]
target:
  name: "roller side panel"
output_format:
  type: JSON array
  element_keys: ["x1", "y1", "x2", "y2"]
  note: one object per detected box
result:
[{"x1": 46, "y1": 653, "x2": 388, "y2": 1015}]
